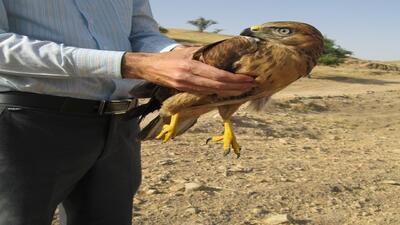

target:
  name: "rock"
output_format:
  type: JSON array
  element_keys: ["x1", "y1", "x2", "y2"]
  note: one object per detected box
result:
[
  {"x1": 380, "y1": 180, "x2": 400, "y2": 186},
  {"x1": 169, "y1": 184, "x2": 185, "y2": 192},
  {"x1": 352, "y1": 201, "x2": 363, "y2": 209},
  {"x1": 252, "y1": 207, "x2": 268, "y2": 217},
  {"x1": 217, "y1": 165, "x2": 227, "y2": 172},
  {"x1": 134, "y1": 198, "x2": 145, "y2": 205},
  {"x1": 146, "y1": 188, "x2": 159, "y2": 195},
  {"x1": 262, "y1": 214, "x2": 293, "y2": 224},
  {"x1": 361, "y1": 211, "x2": 371, "y2": 216},
  {"x1": 184, "y1": 182, "x2": 204, "y2": 193},
  {"x1": 229, "y1": 165, "x2": 253, "y2": 173},
  {"x1": 158, "y1": 159, "x2": 176, "y2": 166},
  {"x1": 278, "y1": 138, "x2": 288, "y2": 144},
  {"x1": 310, "y1": 207, "x2": 322, "y2": 213},
  {"x1": 280, "y1": 177, "x2": 292, "y2": 182},
  {"x1": 330, "y1": 184, "x2": 345, "y2": 193},
  {"x1": 157, "y1": 173, "x2": 170, "y2": 182},
  {"x1": 185, "y1": 207, "x2": 200, "y2": 214}
]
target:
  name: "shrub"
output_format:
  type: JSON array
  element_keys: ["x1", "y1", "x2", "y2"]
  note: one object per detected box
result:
[
  {"x1": 319, "y1": 36, "x2": 352, "y2": 66},
  {"x1": 159, "y1": 26, "x2": 168, "y2": 33}
]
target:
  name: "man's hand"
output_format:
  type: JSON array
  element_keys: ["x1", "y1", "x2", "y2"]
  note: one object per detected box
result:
[{"x1": 121, "y1": 47, "x2": 255, "y2": 96}]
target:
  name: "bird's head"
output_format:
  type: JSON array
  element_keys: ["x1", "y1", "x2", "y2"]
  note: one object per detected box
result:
[{"x1": 240, "y1": 21, "x2": 324, "y2": 58}]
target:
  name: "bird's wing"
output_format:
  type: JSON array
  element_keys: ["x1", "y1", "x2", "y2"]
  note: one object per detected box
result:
[
  {"x1": 193, "y1": 36, "x2": 259, "y2": 72},
  {"x1": 160, "y1": 36, "x2": 260, "y2": 117},
  {"x1": 140, "y1": 37, "x2": 261, "y2": 140}
]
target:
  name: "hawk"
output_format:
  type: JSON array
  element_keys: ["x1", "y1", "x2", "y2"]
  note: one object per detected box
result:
[{"x1": 136, "y1": 21, "x2": 324, "y2": 158}]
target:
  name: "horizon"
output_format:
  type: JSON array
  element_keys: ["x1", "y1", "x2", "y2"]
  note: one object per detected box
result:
[{"x1": 150, "y1": 0, "x2": 400, "y2": 61}]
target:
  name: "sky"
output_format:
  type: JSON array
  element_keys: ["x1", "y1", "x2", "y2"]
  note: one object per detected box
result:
[{"x1": 150, "y1": 0, "x2": 400, "y2": 61}]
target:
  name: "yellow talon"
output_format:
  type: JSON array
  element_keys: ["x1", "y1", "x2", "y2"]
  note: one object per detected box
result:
[
  {"x1": 156, "y1": 113, "x2": 180, "y2": 142},
  {"x1": 209, "y1": 120, "x2": 241, "y2": 158}
]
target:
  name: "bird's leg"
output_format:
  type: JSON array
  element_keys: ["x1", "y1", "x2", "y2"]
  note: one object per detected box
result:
[
  {"x1": 208, "y1": 119, "x2": 241, "y2": 158},
  {"x1": 156, "y1": 113, "x2": 180, "y2": 142}
]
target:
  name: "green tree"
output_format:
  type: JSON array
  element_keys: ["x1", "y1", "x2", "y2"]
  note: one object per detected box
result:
[
  {"x1": 319, "y1": 36, "x2": 352, "y2": 66},
  {"x1": 159, "y1": 26, "x2": 168, "y2": 33},
  {"x1": 187, "y1": 17, "x2": 217, "y2": 32}
]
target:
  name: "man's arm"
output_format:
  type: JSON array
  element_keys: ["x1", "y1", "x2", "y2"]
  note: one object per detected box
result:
[
  {"x1": 0, "y1": 1, "x2": 124, "y2": 79},
  {"x1": 129, "y1": 0, "x2": 179, "y2": 53}
]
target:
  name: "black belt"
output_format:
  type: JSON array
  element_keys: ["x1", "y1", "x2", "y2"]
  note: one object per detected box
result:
[{"x1": 0, "y1": 92, "x2": 139, "y2": 116}]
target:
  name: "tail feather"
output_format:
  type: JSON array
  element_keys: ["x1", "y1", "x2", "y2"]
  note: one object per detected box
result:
[{"x1": 246, "y1": 97, "x2": 270, "y2": 112}]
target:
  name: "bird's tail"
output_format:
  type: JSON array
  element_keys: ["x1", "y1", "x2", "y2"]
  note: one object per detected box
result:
[
  {"x1": 139, "y1": 115, "x2": 198, "y2": 140},
  {"x1": 246, "y1": 96, "x2": 270, "y2": 112}
]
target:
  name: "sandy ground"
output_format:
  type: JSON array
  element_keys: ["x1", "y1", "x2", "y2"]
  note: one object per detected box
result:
[
  {"x1": 54, "y1": 64, "x2": 400, "y2": 225},
  {"x1": 133, "y1": 66, "x2": 400, "y2": 225}
]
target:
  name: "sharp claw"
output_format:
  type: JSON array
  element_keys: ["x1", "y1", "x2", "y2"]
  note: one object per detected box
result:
[
  {"x1": 206, "y1": 137, "x2": 212, "y2": 144},
  {"x1": 223, "y1": 148, "x2": 231, "y2": 156},
  {"x1": 235, "y1": 151, "x2": 241, "y2": 159}
]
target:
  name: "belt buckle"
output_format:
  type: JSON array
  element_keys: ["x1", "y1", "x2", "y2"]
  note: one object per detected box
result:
[{"x1": 98, "y1": 98, "x2": 137, "y2": 115}]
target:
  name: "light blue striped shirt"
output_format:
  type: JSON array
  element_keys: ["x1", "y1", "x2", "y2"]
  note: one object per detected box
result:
[{"x1": 0, "y1": 0, "x2": 178, "y2": 100}]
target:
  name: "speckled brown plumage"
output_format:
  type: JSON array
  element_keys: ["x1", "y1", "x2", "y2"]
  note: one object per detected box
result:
[{"x1": 140, "y1": 21, "x2": 324, "y2": 140}]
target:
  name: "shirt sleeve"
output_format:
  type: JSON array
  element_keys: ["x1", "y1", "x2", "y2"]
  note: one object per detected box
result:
[
  {"x1": 0, "y1": 1, "x2": 125, "y2": 79},
  {"x1": 130, "y1": 0, "x2": 179, "y2": 53}
]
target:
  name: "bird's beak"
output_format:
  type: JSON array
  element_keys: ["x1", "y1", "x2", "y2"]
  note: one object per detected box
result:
[
  {"x1": 240, "y1": 25, "x2": 263, "y2": 37},
  {"x1": 240, "y1": 28, "x2": 254, "y2": 37}
]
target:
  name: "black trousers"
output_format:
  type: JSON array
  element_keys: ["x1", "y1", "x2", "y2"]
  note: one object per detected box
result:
[{"x1": 0, "y1": 106, "x2": 141, "y2": 225}]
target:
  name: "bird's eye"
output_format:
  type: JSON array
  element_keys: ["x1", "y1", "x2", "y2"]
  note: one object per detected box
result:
[{"x1": 277, "y1": 28, "x2": 291, "y2": 35}]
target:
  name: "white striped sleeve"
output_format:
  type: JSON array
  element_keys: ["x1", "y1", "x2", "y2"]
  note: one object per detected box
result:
[{"x1": 0, "y1": 33, "x2": 125, "y2": 78}]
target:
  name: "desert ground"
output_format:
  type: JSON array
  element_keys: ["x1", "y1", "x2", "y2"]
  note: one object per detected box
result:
[{"x1": 51, "y1": 33, "x2": 400, "y2": 224}]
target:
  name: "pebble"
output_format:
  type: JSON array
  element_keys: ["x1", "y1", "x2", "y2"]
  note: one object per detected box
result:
[
  {"x1": 310, "y1": 207, "x2": 322, "y2": 213},
  {"x1": 158, "y1": 159, "x2": 176, "y2": 166},
  {"x1": 146, "y1": 188, "x2": 159, "y2": 195},
  {"x1": 330, "y1": 184, "x2": 346, "y2": 193},
  {"x1": 262, "y1": 214, "x2": 293, "y2": 224},
  {"x1": 169, "y1": 184, "x2": 185, "y2": 192},
  {"x1": 352, "y1": 201, "x2": 363, "y2": 209},
  {"x1": 252, "y1": 207, "x2": 268, "y2": 217},
  {"x1": 361, "y1": 211, "x2": 372, "y2": 216},
  {"x1": 184, "y1": 182, "x2": 204, "y2": 193},
  {"x1": 185, "y1": 207, "x2": 200, "y2": 214},
  {"x1": 134, "y1": 198, "x2": 145, "y2": 205},
  {"x1": 278, "y1": 138, "x2": 288, "y2": 144},
  {"x1": 229, "y1": 166, "x2": 253, "y2": 173}
]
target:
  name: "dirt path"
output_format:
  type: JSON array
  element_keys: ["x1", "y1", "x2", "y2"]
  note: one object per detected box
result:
[{"x1": 133, "y1": 72, "x2": 400, "y2": 225}]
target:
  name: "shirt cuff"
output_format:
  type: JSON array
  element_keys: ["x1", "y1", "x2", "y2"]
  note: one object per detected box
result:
[
  {"x1": 159, "y1": 43, "x2": 182, "y2": 53},
  {"x1": 72, "y1": 48, "x2": 126, "y2": 78}
]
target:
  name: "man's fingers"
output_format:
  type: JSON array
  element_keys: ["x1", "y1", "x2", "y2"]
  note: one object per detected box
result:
[
  {"x1": 216, "y1": 90, "x2": 247, "y2": 97},
  {"x1": 181, "y1": 74, "x2": 253, "y2": 92},
  {"x1": 189, "y1": 60, "x2": 254, "y2": 83},
  {"x1": 175, "y1": 83, "x2": 248, "y2": 97}
]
